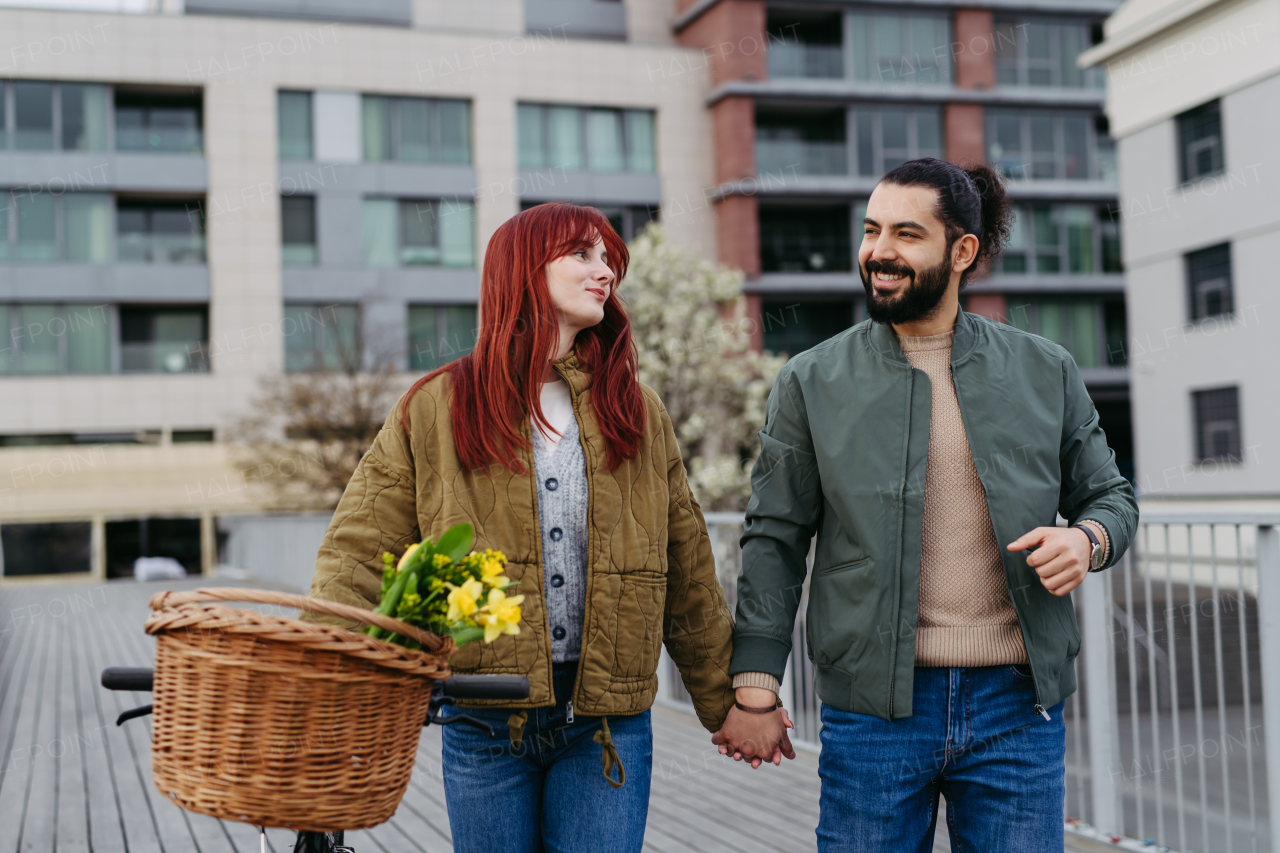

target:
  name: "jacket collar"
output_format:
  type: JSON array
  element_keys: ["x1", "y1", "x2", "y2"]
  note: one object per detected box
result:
[
  {"x1": 551, "y1": 349, "x2": 593, "y2": 397},
  {"x1": 867, "y1": 307, "x2": 980, "y2": 367}
]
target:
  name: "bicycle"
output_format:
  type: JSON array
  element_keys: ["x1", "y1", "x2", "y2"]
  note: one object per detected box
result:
[{"x1": 102, "y1": 665, "x2": 529, "y2": 853}]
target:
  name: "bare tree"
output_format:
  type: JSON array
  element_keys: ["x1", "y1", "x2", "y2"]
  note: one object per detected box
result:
[{"x1": 231, "y1": 305, "x2": 406, "y2": 510}]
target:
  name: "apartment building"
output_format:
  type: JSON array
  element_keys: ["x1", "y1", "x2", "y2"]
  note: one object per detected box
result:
[
  {"x1": 0, "y1": 0, "x2": 717, "y2": 579},
  {"x1": 1080, "y1": 0, "x2": 1280, "y2": 506},
  {"x1": 672, "y1": 0, "x2": 1132, "y2": 479}
]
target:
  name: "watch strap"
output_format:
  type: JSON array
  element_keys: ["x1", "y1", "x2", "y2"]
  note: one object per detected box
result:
[{"x1": 1071, "y1": 523, "x2": 1104, "y2": 571}]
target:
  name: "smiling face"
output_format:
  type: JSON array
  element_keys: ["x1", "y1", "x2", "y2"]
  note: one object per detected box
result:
[
  {"x1": 544, "y1": 234, "x2": 615, "y2": 341},
  {"x1": 858, "y1": 182, "x2": 976, "y2": 328}
]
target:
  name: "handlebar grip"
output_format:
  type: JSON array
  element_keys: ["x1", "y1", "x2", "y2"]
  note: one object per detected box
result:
[
  {"x1": 441, "y1": 675, "x2": 530, "y2": 701},
  {"x1": 101, "y1": 667, "x2": 154, "y2": 692}
]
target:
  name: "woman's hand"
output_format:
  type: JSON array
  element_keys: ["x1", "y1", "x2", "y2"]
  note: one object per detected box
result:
[{"x1": 711, "y1": 687, "x2": 796, "y2": 769}]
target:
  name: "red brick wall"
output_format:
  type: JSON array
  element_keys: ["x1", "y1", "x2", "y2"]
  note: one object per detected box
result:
[
  {"x1": 965, "y1": 293, "x2": 1008, "y2": 323},
  {"x1": 712, "y1": 96, "x2": 755, "y2": 184},
  {"x1": 945, "y1": 103, "x2": 985, "y2": 167},
  {"x1": 953, "y1": 8, "x2": 996, "y2": 91},
  {"x1": 717, "y1": 194, "x2": 760, "y2": 279},
  {"x1": 676, "y1": 0, "x2": 767, "y2": 87}
]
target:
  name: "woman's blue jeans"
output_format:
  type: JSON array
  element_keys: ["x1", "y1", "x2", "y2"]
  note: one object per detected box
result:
[
  {"x1": 816, "y1": 664, "x2": 1066, "y2": 853},
  {"x1": 440, "y1": 662, "x2": 653, "y2": 853}
]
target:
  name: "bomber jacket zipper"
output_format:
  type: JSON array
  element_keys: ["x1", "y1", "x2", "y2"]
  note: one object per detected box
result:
[{"x1": 948, "y1": 363, "x2": 1051, "y2": 723}]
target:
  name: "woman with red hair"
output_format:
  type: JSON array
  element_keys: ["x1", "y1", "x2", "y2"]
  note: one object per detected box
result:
[{"x1": 305, "y1": 203, "x2": 739, "y2": 851}]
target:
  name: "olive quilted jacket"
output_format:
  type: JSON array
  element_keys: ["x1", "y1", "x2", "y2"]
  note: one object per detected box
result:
[{"x1": 302, "y1": 351, "x2": 736, "y2": 733}]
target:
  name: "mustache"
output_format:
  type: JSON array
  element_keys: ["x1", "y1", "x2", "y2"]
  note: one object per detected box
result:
[{"x1": 864, "y1": 259, "x2": 916, "y2": 278}]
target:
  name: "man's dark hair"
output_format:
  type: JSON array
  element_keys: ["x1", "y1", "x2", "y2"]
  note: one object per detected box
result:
[{"x1": 879, "y1": 158, "x2": 1013, "y2": 286}]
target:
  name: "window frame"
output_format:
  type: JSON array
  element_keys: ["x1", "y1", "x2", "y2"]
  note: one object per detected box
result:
[
  {"x1": 282, "y1": 302, "x2": 362, "y2": 373},
  {"x1": 1192, "y1": 386, "x2": 1242, "y2": 464},
  {"x1": 407, "y1": 303, "x2": 478, "y2": 372},
  {"x1": 997, "y1": 203, "x2": 1122, "y2": 277},
  {"x1": 992, "y1": 16, "x2": 1106, "y2": 89},
  {"x1": 1003, "y1": 296, "x2": 1118, "y2": 368},
  {"x1": 1185, "y1": 242, "x2": 1233, "y2": 322},
  {"x1": 1177, "y1": 99, "x2": 1224, "y2": 184},
  {"x1": 851, "y1": 105, "x2": 943, "y2": 178},
  {"x1": 360, "y1": 94, "x2": 472, "y2": 165},
  {"x1": 280, "y1": 194, "x2": 317, "y2": 266},
  {"x1": 361, "y1": 196, "x2": 475, "y2": 269},
  {"x1": 846, "y1": 8, "x2": 954, "y2": 86},
  {"x1": 516, "y1": 103, "x2": 657, "y2": 174},
  {"x1": 0, "y1": 190, "x2": 115, "y2": 264},
  {"x1": 115, "y1": 197, "x2": 207, "y2": 265},
  {"x1": 277, "y1": 90, "x2": 314, "y2": 160},
  {"x1": 985, "y1": 108, "x2": 1113, "y2": 182}
]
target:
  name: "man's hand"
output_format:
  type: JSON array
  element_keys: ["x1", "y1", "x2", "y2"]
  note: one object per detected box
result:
[
  {"x1": 711, "y1": 686, "x2": 796, "y2": 769},
  {"x1": 1008, "y1": 526, "x2": 1093, "y2": 597}
]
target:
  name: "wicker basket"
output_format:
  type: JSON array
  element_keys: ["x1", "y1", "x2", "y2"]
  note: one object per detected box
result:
[{"x1": 144, "y1": 587, "x2": 456, "y2": 832}]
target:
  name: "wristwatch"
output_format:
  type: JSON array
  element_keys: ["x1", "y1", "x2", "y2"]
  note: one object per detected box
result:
[{"x1": 1071, "y1": 524, "x2": 1105, "y2": 572}]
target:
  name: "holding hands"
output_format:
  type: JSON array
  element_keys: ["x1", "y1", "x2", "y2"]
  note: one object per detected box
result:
[{"x1": 711, "y1": 686, "x2": 797, "y2": 769}]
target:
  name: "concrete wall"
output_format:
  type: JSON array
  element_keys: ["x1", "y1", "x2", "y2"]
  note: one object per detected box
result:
[
  {"x1": 1090, "y1": 0, "x2": 1280, "y2": 499},
  {"x1": 219, "y1": 512, "x2": 334, "y2": 593}
]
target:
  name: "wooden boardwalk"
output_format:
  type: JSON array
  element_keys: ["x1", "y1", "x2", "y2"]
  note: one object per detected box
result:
[{"x1": 0, "y1": 579, "x2": 960, "y2": 853}]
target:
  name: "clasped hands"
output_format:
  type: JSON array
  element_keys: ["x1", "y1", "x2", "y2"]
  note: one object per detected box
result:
[{"x1": 710, "y1": 686, "x2": 797, "y2": 769}]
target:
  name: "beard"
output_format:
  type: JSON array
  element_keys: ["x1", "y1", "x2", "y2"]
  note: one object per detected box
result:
[{"x1": 859, "y1": 254, "x2": 951, "y2": 326}]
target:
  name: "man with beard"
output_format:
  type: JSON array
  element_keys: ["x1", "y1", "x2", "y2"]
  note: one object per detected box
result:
[{"x1": 712, "y1": 159, "x2": 1137, "y2": 851}]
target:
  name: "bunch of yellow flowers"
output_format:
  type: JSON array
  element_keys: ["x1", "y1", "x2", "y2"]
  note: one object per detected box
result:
[{"x1": 366, "y1": 524, "x2": 523, "y2": 650}]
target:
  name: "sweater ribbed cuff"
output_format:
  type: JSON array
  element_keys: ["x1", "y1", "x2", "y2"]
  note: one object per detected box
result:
[{"x1": 732, "y1": 671, "x2": 780, "y2": 695}]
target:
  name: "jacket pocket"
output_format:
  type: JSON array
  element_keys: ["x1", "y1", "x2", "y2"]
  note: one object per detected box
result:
[
  {"x1": 807, "y1": 557, "x2": 877, "y2": 670},
  {"x1": 608, "y1": 574, "x2": 666, "y2": 679}
]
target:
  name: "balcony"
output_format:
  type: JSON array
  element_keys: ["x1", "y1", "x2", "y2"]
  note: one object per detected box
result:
[
  {"x1": 756, "y1": 139, "x2": 847, "y2": 177},
  {"x1": 768, "y1": 42, "x2": 844, "y2": 79},
  {"x1": 119, "y1": 342, "x2": 209, "y2": 374}
]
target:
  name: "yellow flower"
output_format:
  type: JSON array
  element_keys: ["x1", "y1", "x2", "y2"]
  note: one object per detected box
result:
[
  {"x1": 433, "y1": 553, "x2": 451, "y2": 568},
  {"x1": 474, "y1": 588, "x2": 524, "y2": 643},
  {"x1": 396, "y1": 542, "x2": 422, "y2": 571},
  {"x1": 445, "y1": 578, "x2": 484, "y2": 623}
]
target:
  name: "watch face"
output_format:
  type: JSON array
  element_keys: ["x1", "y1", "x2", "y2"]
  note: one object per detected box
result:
[{"x1": 1090, "y1": 545, "x2": 1104, "y2": 570}]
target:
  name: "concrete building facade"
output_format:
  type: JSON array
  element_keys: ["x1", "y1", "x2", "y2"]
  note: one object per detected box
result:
[
  {"x1": 0, "y1": 0, "x2": 719, "y2": 579},
  {"x1": 1081, "y1": 0, "x2": 1279, "y2": 506}
]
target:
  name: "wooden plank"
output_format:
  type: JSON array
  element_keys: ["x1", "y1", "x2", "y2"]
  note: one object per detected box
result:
[
  {"x1": 95, "y1": 586, "x2": 208, "y2": 853},
  {"x1": 79, "y1": 592, "x2": 163, "y2": 853},
  {"x1": 20, "y1": 624, "x2": 63, "y2": 853},
  {"x1": 0, "y1": 612, "x2": 51, "y2": 851},
  {"x1": 55, "y1": 608, "x2": 94, "y2": 853},
  {"x1": 67, "y1": 608, "x2": 128, "y2": 853}
]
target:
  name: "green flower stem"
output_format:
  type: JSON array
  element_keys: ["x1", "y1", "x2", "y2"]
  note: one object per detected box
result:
[{"x1": 367, "y1": 567, "x2": 415, "y2": 640}]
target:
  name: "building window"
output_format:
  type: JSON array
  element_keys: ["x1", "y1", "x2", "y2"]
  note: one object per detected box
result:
[
  {"x1": 1193, "y1": 387, "x2": 1241, "y2": 463},
  {"x1": 281, "y1": 195, "x2": 317, "y2": 265},
  {"x1": 408, "y1": 304, "x2": 477, "y2": 372},
  {"x1": 116, "y1": 199, "x2": 206, "y2": 263},
  {"x1": 852, "y1": 107, "x2": 942, "y2": 177},
  {"x1": 62, "y1": 83, "x2": 109, "y2": 150},
  {"x1": 848, "y1": 10, "x2": 952, "y2": 85},
  {"x1": 998, "y1": 205, "x2": 1122, "y2": 275},
  {"x1": 105, "y1": 517, "x2": 202, "y2": 579},
  {"x1": 278, "y1": 90, "x2": 313, "y2": 160},
  {"x1": 362, "y1": 95, "x2": 471, "y2": 164},
  {"x1": 766, "y1": 10, "x2": 843, "y2": 79},
  {"x1": 1186, "y1": 243, "x2": 1232, "y2": 321},
  {"x1": 1005, "y1": 297, "x2": 1125, "y2": 368},
  {"x1": 1177, "y1": 100, "x2": 1223, "y2": 183},
  {"x1": 762, "y1": 298, "x2": 860, "y2": 357},
  {"x1": 0, "y1": 303, "x2": 111, "y2": 375},
  {"x1": 756, "y1": 108, "x2": 847, "y2": 176},
  {"x1": 0, "y1": 191, "x2": 111, "y2": 263},
  {"x1": 517, "y1": 104, "x2": 655, "y2": 173},
  {"x1": 994, "y1": 18, "x2": 1104, "y2": 88},
  {"x1": 119, "y1": 305, "x2": 209, "y2": 373},
  {"x1": 283, "y1": 303, "x2": 360, "y2": 372},
  {"x1": 986, "y1": 109, "x2": 1114, "y2": 181},
  {"x1": 114, "y1": 87, "x2": 203, "y2": 154},
  {"x1": 519, "y1": 201, "x2": 657, "y2": 242},
  {"x1": 0, "y1": 522, "x2": 92, "y2": 575},
  {"x1": 362, "y1": 198, "x2": 475, "y2": 267},
  {"x1": 760, "y1": 205, "x2": 852, "y2": 273}
]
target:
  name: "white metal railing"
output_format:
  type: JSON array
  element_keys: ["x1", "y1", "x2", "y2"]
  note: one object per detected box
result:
[{"x1": 663, "y1": 511, "x2": 1280, "y2": 852}]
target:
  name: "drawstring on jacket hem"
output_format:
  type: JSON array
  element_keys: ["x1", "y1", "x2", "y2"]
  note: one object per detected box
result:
[
  {"x1": 593, "y1": 716, "x2": 625, "y2": 789},
  {"x1": 507, "y1": 711, "x2": 528, "y2": 750}
]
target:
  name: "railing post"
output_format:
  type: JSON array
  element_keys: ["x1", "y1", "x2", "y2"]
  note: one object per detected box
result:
[
  {"x1": 1254, "y1": 524, "x2": 1280, "y2": 850},
  {"x1": 1081, "y1": 568, "x2": 1120, "y2": 837}
]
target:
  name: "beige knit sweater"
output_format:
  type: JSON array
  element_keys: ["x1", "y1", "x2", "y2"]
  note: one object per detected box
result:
[{"x1": 898, "y1": 331, "x2": 1027, "y2": 666}]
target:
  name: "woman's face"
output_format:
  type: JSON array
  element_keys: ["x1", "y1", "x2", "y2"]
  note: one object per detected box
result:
[{"x1": 544, "y1": 235, "x2": 615, "y2": 335}]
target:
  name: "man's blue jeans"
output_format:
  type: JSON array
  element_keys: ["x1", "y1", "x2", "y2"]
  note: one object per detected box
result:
[
  {"x1": 817, "y1": 665, "x2": 1065, "y2": 853},
  {"x1": 440, "y1": 663, "x2": 653, "y2": 853}
]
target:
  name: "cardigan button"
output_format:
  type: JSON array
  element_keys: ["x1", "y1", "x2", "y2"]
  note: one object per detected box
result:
[
  {"x1": 550, "y1": 574, "x2": 564, "y2": 588},
  {"x1": 549, "y1": 527, "x2": 563, "y2": 541},
  {"x1": 552, "y1": 626, "x2": 566, "y2": 640},
  {"x1": 545, "y1": 478, "x2": 558, "y2": 491}
]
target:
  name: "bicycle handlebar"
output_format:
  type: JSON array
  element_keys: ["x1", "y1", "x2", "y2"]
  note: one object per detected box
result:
[
  {"x1": 440, "y1": 674, "x2": 530, "y2": 701},
  {"x1": 102, "y1": 667, "x2": 155, "y2": 692}
]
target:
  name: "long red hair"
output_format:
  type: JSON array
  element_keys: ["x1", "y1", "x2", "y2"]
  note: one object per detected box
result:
[{"x1": 402, "y1": 203, "x2": 646, "y2": 473}]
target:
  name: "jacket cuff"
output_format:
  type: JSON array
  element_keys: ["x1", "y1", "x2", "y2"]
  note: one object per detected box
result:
[
  {"x1": 729, "y1": 634, "x2": 791, "y2": 684},
  {"x1": 732, "y1": 672, "x2": 780, "y2": 694},
  {"x1": 1075, "y1": 508, "x2": 1124, "y2": 569}
]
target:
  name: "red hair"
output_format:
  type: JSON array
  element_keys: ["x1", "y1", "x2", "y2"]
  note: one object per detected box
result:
[{"x1": 402, "y1": 203, "x2": 646, "y2": 473}]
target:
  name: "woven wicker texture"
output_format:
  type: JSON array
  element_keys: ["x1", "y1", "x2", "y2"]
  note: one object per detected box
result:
[{"x1": 144, "y1": 588, "x2": 453, "y2": 831}]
